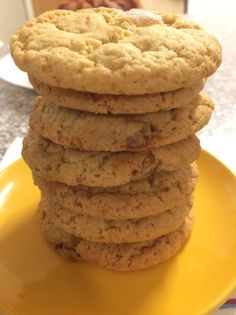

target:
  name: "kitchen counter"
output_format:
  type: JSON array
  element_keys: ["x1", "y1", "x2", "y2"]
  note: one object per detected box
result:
[
  {"x1": 0, "y1": 80, "x2": 35, "y2": 158},
  {"x1": 0, "y1": 13, "x2": 235, "y2": 160}
]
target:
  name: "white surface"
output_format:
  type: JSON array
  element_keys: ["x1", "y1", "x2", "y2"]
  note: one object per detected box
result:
[
  {"x1": 199, "y1": 133, "x2": 236, "y2": 174},
  {"x1": 189, "y1": 0, "x2": 236, "y2": 15},
  {"x1": 0, "y1": 0, "x2": 28, "y2": 43},
  {"x1": 0, "y1": 53, "x2": 32, "y2": 89},
  {"x1": 24, "y1": 0, "x2": 35, "y2": 19},
  {"x1": 0, "y1": 138, "x2": 23, "y2": 172}
]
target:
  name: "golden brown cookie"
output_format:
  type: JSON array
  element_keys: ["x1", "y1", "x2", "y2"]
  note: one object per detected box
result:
[
  {"x1": 29, "y1": 75, "x2": 204, "y2": 114},
  {"x1": 22, "y1": 131, "x2": 200, "y2": 187},
  {"x1": 10, "y1": 8, "x2": 221, "y2": 94},
  {"x1": 30, "y1": 92, "x2": 213, "y2": 152},
  {"x1": 39, "y1": 196, "x2": 191, "y2": 243},
  {"x1": 40, "y1": 208, "x2": 193, "y2": 271},
  {"x1": 36, "y1": 163, "x2": 197, "y2": 219}
]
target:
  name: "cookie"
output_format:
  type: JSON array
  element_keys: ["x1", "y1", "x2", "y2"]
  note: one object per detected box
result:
[
  {"x1": 30, "y1": 92, "x2": 213, "y2": 152},
  {"x1": 22, "y1": 131, "x2": 200, "y2": 187},
  {"x1": 10, "y1": 8, "x2": 221, "y2": 94},
  {"x1": 39, "y1": 196, "x2": 191, "y2": 243},
  {"x1": 36, "y1": 163, "x2": 197, "y2": 219},
  {"x1": 40, "y1": 208, "x2": 193, "y2": 271},
  {"x1": 29, "y1": 75, "x2": 204, "y2": 114}
]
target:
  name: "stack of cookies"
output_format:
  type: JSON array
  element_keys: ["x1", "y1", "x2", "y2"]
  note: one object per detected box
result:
[{"x1": 10, "y1": 8, "x2": 221, "y2": 271}]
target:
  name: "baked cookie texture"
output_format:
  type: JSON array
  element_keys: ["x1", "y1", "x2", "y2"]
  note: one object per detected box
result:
[
  {"x1": 30, "y1": 92, "x2": 213, "y2": 151},
  {"x1": 29, "y1": 75, "x2": 204, "y2": 114},
  {"x1": 10, "y1": 8, "x2": 221, "y2": 94},
  {"x1": 23, "y1": 131, "x2": 200, "y2": 187},
  {"x1": 40, "y1": 208, "x2": 193, "y2": 271},
  {"x1": 10, "y1": 7, "x2": 222, "y2": 270},
  {"x1": 39, "y1": 196, "x2": 191, "y2": 243},
  {"x1": 35, "y1": 163, "x2": 197, "y2": 220}
]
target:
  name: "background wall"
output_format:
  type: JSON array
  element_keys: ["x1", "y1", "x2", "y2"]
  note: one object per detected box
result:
[
  {"x1": 31, "y1": 0, "x2": 63, "y2": 16},
  {"x1": 0, "y1": 0, "x2": 31, "y2": 43},
  {"x1": 0, "y1": 0, "x2": 185, "y2": 44},
  {"x1": 31, "y1": 0, "x2": 185, "y2": 16}
]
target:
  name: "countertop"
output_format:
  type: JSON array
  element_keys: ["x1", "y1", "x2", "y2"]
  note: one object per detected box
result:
[{"x1": 0, "y1": 13, "x2": 236, "y2": 160}]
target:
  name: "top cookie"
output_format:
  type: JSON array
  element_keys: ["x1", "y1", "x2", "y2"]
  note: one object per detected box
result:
[{"x1": 10, "y1": 8, "x2": 221, "y2": 95}]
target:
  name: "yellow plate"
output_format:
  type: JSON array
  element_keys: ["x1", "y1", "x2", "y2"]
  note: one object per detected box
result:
[{"x1": 0, "y1": 151, "x2": 236, "y2": 315}]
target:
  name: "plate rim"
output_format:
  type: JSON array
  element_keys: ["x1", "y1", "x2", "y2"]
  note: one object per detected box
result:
[{"x1": 0, "y1": 53, "x2": 33, "y2": 90}]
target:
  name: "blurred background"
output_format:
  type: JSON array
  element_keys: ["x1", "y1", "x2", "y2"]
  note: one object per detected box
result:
[
  {"x1": 1, "y1": 0, "x2": 186, "y2": 42},
  {"x1": 1, "y1": 0, "x2": 235, "y2": 42},
  {"x1": 0, "y1": 0, "x2": 235, "y2": 45}
]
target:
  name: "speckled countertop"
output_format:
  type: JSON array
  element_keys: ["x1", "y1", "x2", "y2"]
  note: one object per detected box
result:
[
  {"x1": 0, "y1": 13, "x2": 235, "y2": 160},
  {"x1": 0, "y1": 81, "x2": 34, "y2": 158}
]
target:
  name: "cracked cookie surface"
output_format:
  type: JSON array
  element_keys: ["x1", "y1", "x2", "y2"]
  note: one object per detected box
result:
[
  {"x1": 36, "y1": 163, "x2": 197, "y2": 219},
  {"x1": 23, "y1": 131, "x2": 200, "y2": 187},
  {"x1": 40, "y1": 208, "x2": 193, "y2": 271},
  {"x1": 10, "y1": 8, "x2": 221, "y2": 94},
  {"x1": 39, "y1": 196, "x2": 191, "y2": 243},
  {"x1": 30, "y1": 92, "x2": 213, "y2": 152}
]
